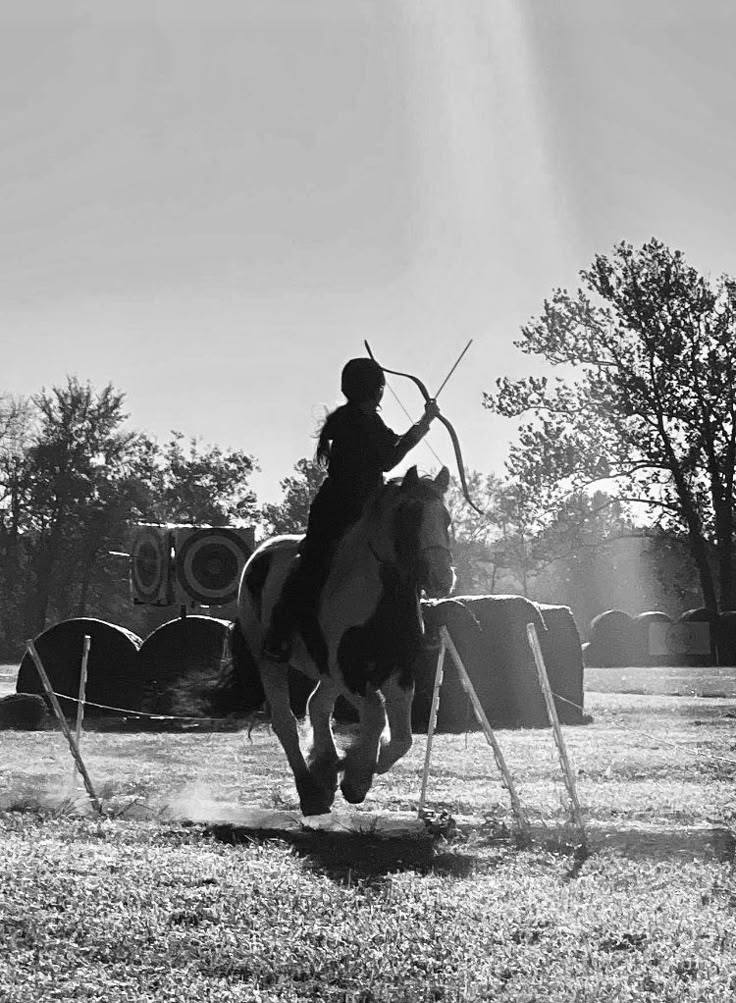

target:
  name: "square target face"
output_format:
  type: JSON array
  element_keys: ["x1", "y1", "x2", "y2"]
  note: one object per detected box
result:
[{"x1": 173, "y1": 527, "x2": 255, "y2": 606}]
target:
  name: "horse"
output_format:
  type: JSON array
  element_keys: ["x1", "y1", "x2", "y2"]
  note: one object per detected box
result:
[{"x1": 230, "y1": 465, "x2": 455, "y2": 815}]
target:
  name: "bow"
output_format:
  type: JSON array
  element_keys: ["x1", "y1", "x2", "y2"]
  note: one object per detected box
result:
[{"x1": 364, "y1": 340, "x2": 484, "y2": 515}]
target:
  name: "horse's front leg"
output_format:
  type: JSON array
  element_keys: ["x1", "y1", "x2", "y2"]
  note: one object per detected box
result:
[
  {"x1": 340, "y1": 684, "x2": 386, "y2": 805},
  {"x1": 259, "y1": 663, "x2": 334, "y2": 816},
  {"x1": 304, "y1": 679, "x2": 342, "y2": 808},
  {"x1": 376, "y1": 675, "x2": 414, "y2": 774}
]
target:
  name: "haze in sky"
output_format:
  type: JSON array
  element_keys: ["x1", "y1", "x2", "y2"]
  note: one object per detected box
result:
[{"x1": 3, "y1": 0, "x2": 736, "y2": 504}]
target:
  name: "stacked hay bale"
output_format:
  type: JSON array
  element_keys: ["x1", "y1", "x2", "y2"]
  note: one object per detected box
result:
[
  {"x1": 464, "y1": 596, "x2": 550, "y2": 728},
  {"x1": 16, "y1": 618, "x2": 144, "y2": 717},
  {"x1": 414, "y1": 599, "x2": 485, "y2": 733},
  {"x1": 416, "y1": 595, "x2": 582, "y2": 732},
  {"x1": 533, "y1": 603, "x2": 587, "y2": 724},
  {"x1": 138, "y1": 616, "x2": 250, "y2": 718},
  {"x1": 583, "y1": 609, "x2": 640, "y2": 667}
]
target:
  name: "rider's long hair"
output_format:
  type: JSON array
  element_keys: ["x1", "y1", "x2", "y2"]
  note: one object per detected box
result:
[{"x1": 315, "y1": 406, "x2": 344, "y2": 469}]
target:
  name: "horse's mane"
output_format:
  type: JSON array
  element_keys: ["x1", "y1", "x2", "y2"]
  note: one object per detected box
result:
[{"x1": 364, "y1": 471, "x2": 445, "y2": 518}]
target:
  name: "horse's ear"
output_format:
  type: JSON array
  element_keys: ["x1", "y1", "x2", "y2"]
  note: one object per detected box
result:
[
  {"x1": 401, "y1": 466, "x2": 419, "y2": 489},
  {"x1": 434, "y1": 466, "x2": 451, "y2": 493}
]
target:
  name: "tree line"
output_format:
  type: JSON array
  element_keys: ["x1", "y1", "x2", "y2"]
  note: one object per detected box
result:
[
  {"x1": 0, "y1": 380, "x2": 259, "y2": 656},
  {"x1": 2, "y1": 238, "x2": 734, "y2": 656}
]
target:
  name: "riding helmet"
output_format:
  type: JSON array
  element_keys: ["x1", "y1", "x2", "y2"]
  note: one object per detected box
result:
[{"x1": 341, "y1": 358, "x2": 386, "y2": 403}]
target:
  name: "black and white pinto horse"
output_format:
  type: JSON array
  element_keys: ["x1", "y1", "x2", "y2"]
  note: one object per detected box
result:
[{"x1": 231, "y1": 466, "x2": 455, "y2": 815}]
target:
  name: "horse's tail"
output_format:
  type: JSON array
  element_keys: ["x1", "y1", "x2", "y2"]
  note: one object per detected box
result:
[{"x1": 228, "y1": 619, "x2": 266, "y2": 714}]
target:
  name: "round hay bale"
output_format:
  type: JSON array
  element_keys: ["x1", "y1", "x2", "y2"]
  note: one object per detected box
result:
[
  {"x1": 16, "y1": 618, "x2": 143, "y2": 717},
  {"x1": 138, "y1": 615, "x2": 251, "y2": 718},
  {"x1": 0, "y1": 693, "x2": 49, "y2": 730},
  {"x1": 461, "y1": 595, "x2": 550, "y2": 728},
  {"x1": 421, "y1": 595, "x2": 550, "y2": 730},
  {"x1": 534, "y1": 603, "x2": 587, "y2": 724},
  {"x1": 716, "y1": 611, "x2": 736, "y2": 666},
  {"x1": 634, "y1": 610, "x2": 673, "y2": 666},
  {"x1": 588, "y1": 610, "x2": 640, "y2": 667},
  {"x1": 416, "y1": 599, "x2": 484, "y2": 733},
  {"x1": 673, "y1": 608, "x2": 717, "y2": 666}
]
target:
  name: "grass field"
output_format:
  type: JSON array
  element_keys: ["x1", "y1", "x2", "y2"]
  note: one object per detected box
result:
[{"x1": 1, "y1": 662, "x2": 736, "y2": 1001}]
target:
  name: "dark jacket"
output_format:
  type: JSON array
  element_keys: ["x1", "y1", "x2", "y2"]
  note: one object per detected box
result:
[{"x1": 304, "y1": 403, "x2": 425, "y2": 559}]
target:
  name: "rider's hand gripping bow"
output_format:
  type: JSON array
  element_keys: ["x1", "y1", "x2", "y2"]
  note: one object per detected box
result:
[{"x1": 364, "y1": 340, "x2": 484, "y2": 516}]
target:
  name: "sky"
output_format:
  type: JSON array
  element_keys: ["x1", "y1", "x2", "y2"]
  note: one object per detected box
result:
[{"x1": 3, "y1": 0, "x2": 736, "y2": 505}]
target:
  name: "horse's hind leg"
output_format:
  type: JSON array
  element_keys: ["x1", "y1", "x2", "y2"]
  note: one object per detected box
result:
[
  {"x1": 340, "y1": 685, "x2": 386, "y2": 805},
  {"x1": 259, "y1": 663, "x2": 334, "y2": 816},
  {"x1": 376, "y1": 676, "x2": 414, "y2": 774},
  {"x1": 304, "y1": 679, "x2": 342, "y2": 807}
]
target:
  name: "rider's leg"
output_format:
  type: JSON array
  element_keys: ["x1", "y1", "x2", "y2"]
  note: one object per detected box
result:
[{"x1": 261, "y1": 560, "x2": 307, "y2": 662}]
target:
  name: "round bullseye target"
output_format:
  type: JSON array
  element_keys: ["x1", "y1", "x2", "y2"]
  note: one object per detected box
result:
[
  {"x1": 131, "y1": 526, "x2": 171, "y2": 604},
  {"x1": 174, "y1": 529, "x2": 252, "y2": 605},
  {"x1": 665, "y1": 622, "x2": 710, "y2": 655}
]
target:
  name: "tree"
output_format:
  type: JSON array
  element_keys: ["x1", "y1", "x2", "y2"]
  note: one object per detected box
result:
[
  {"x1": 17, "y1": 378, "x2": 141, "y2": 634},
  {"x1": 260, "y1": 457, "x2": 325, "y2": 536},
  {"x1": 483, "y1": 238, "x2": 736, "y2": 611},
  {"x1": 132, "y1": 432, "x2": 259, "y2": 527},
  {"x1": 0, "y1": 394, "x2": 34, "y2": 651},
  {"x1": 441, "y1": 470, "x2": 547, "y2": 596}
]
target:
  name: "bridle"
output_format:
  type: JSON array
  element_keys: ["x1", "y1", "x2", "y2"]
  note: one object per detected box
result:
[{"x1": 366, "y1": 489, "x2": 453, "y2": 579}]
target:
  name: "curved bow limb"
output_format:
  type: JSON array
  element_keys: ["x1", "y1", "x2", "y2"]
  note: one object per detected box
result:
[{"x1": 364, "y1": 340, "x2": 485, "y2": 516}]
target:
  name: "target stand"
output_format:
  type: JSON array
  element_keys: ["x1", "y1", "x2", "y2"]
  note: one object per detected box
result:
[{"x1": 418, "y1": 624, "x2": 586, "y2": 848}]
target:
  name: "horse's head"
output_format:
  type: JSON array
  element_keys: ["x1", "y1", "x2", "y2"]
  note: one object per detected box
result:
[{"x1": 369, "y1": 466, "x2": 455, "y2": 599}]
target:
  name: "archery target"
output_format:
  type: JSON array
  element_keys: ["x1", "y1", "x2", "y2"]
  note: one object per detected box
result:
[
  {"x1": 649, "y1": 621, "x2": 711, "y2": 656},
  {"x1": 130, "y1": 526, "x2": 172, "y2": 605},
  {"x1": 174, "y1": 527, "x2": 254, "y2": 606}
]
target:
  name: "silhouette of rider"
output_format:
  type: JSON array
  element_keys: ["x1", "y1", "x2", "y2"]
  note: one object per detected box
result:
[{"x1": 262, "y1": 357, "x2": 441, "y2": 662}]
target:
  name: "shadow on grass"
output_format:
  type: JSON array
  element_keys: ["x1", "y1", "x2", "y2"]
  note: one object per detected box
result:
[{"x1": 206, "y1": 823, "x2": 481, "y2": 884}]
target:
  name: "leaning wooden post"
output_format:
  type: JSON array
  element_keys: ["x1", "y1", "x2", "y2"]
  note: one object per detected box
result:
[
  {"x1": 72, "y1": 635, "x2": 91, "y2": 784},
  {"x1": 74, "y1": 635, "x2": 91, "y2": 747},
  {"x1": 440, "y1": 626, "x2": 530, "y2": 840},
  {"x1": 418, "y1": 637, "x2": 447, "y2": 816},
  {"x1": 26, "y1": 639, "x2": 103, "y2": 815},
  {"x1": 526, "y1": 623, "x2": 586, "y2": 846}
]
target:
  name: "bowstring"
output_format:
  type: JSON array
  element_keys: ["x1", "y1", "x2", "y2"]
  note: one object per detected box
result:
[{"x1": 383, "y1": 378, "x2": 445, "y2": 469}]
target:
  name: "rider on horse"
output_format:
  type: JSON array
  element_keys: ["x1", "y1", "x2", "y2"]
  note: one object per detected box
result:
[{"x1": 262, "y1": 357, "x2": 441, "y2": 663}]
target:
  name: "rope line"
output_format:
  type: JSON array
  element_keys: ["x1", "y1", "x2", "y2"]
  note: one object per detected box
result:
[
  {"x1": 548, "y1": 690, "x2": 736, "y2": 768},
  {"x1": 44, "y1": 691, "x2": 251, "y2": 724},
  {"x1": 39, "y1": 685, "x2": 736, "y2": 768}
]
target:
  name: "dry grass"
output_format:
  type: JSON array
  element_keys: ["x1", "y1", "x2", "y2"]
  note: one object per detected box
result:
[{"x1": 1, "y1": 662, "x2": 736, "y2": 1000}]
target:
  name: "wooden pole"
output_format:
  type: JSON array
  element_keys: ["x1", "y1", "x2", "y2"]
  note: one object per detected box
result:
[
  {"x1": 26, "y1": 639, "x2": 103, "y2": 814},
  {"x1": 440, "y1": 626, "x2": 530, "y2": 839},
  {"x1": 418, "y1": 638, "x2": 447, "y2": 815},
  {"x1": 526, "y1": 623, "x2": 586, "y2": 844},
  {"x1": 72, "y1": 635, "x2": 91, "y2": 784},
  {"x1": 74, "y1": 634, "x2": 91, "y2": 747}
]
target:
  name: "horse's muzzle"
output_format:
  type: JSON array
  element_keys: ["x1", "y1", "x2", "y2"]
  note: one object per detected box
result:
[{"x1": 419, "y1": 552, "x2": 456, "y2": 599}]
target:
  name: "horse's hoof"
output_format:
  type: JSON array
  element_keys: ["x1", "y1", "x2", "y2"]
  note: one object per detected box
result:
[
  {"x1": 340, "y1": 780, "x2": 368, "y2": 805},
  {"x1": 296, "y1": 776, "x2": 335, "y2": 816}
]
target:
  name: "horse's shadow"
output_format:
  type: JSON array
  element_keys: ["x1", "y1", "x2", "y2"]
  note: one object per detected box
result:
[
  {"x1": 205, "y1": 817, "x2": 736, "y2": 885},
  {"x1": 207, "y1": 823, "x2": 480, "y2": 885}
]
